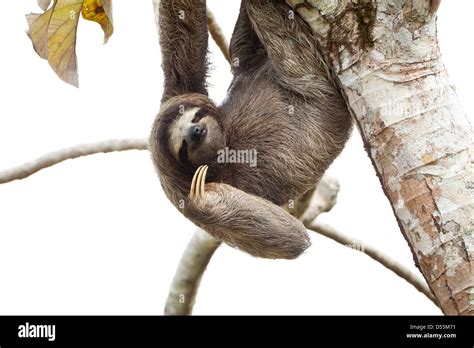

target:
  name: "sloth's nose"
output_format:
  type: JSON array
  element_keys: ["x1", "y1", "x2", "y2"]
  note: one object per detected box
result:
[{"x1": 189, "y1": 124, "x2": 205, "y2": 142}]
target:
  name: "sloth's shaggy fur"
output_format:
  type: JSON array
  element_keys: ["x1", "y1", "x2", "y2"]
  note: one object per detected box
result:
[{"x1": 150, "y1": 0, "x2": 352, "y2": 259}]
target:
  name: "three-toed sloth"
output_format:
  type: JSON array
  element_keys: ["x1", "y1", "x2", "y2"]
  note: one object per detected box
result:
[{"x1": 150, "y1": 0, "x2": 352, "y2": 259}]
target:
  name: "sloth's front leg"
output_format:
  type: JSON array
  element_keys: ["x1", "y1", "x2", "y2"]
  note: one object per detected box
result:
[{"x1": 185, "y1": 165, "x2": 311, "y2": 259}]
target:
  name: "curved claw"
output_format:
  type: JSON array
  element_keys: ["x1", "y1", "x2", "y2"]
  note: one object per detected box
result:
[{"x1": 190, "y1": 165, "x2": 208, "y2": 199}]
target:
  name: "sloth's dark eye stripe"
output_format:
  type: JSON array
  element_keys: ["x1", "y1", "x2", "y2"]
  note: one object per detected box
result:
[
  {"x1": 192, "y1": 108, "x2": 207, "y2": 123},
  {"x1": 178, "y1": 139, "x2": 189, "y2": 163}
]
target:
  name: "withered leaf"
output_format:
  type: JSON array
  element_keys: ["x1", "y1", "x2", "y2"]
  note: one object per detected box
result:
[{"x1": 26, "y1": 0, "x2": 114, "y2": 87}]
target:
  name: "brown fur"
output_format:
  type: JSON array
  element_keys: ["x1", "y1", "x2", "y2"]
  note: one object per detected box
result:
[{"x1": 150, "y1": 0, "x2": 353, "y2": 259}]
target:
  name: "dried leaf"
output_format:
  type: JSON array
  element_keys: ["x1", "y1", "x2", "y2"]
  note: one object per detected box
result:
[
  {"x1": 82, "y1": 0, "x2": 113, "y2": 43},
  {"x1": 26, "y1": 0, "x2": 114, "y2": 87},
  {"x1": 26, "y1": 9, "x2": 54, "y2": 59},
  {"x1": 37, "y1": 0, "x2": 52, "y2": 11},
  {"x1": 26, "y1": 0, "x2": 83, "y2": 87}
]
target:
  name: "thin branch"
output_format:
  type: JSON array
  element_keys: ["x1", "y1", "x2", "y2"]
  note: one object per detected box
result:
[
  {"x1": 0, "y1": 138, "x2": 148, "y2": 184},
  {"x1": 306, "y1": 221, "x2": 440, "y2": 307},
  {"x1": 165, "y1": 229, "x2": 221, "y2": 315},
  {"x1": 207, "y1": 8, "x2": 231, "y2": 63}
]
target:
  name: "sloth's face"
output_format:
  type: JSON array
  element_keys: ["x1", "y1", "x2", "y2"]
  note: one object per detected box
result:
[{"x1": 169, "y1": 105, "x2": 225, "y2": 166}]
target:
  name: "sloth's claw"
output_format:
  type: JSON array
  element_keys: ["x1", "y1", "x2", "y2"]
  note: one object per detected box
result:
[
  {"x1": 196, "y1": 166, "x2": 205, "y2": 197},
  {"x1": 190, "y1": 165, "x2": 208, "y2": 199},
  {"x1": 190, "y1": 168, "x2": 198, "y2": 199},
  {"x1": 200, "y1": 165, "x2": 208, "y2": 197}
]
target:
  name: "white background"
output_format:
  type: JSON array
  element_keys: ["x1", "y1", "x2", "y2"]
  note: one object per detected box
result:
[{"x1": 0, "y1": 1, "x2": 472, "y2": 315}]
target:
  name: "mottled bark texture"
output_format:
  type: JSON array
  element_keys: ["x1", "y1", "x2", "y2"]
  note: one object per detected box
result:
[{"x1": 287, "y1": 0, "x2": 473, "y2": 314}]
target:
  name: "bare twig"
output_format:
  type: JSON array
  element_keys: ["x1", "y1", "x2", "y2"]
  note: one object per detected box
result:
[
  {"x1": 207, "y1": 8, "x2": 231, "y2": 63},
  {"x1": 306, "y1": 221, "x2": 439, "y2": 307},
  {"x1": 165, "y1": 229, "x2": 221, "y2": 315},
  {"x1": 0, "y1": 138, "x2": 148, "y2": 184}
]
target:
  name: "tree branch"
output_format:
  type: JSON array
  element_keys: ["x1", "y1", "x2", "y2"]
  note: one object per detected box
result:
[
  {"x1": 292, "y1": 179, "x2": 438, "y2": 307},
  {"x1": 0, "y1": 138, "x2": 148, "y2": 184},
  {"x1": 306, "y1": 221, "x2": 439, "y2": 307},
  {"x1": 207, "y1": 8, "x2": 230, "y2": 63},
  {"x1": 164, "y1": 229, "x2": 221, "y2": 315}
]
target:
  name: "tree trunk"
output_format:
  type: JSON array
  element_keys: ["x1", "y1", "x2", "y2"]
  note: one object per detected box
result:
[{"x1": 286, "y1": 0, "x2": 473, "y2": 315}]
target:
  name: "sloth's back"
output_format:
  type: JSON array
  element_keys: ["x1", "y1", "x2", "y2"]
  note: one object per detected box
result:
[{"x1": 218, "y1": 63, "x2": 351, "y2": 205}]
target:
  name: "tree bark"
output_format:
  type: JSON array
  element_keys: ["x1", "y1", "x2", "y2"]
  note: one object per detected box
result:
[{"x1": 287, "y1": 0, "x2": 473, "y2": 315}]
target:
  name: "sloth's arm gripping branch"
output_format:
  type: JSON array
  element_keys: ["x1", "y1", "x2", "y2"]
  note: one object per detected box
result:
[{"x1": 156, "y1": 0, "x2": 209, "y2": 102}]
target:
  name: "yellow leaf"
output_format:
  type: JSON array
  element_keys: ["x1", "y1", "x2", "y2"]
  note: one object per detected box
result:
[
  {"x1": 26, "y1": 0, "x2": 83, "y2": 87},
  {"x1": 47, "y1": 0, "x2": 83, "y2": 87},
  {"x1": 26, "y1": 0, "x2": 114, "y2": 87},
  {"x1": 82, "y1": 0, "x2": 113, "y2": 43}
]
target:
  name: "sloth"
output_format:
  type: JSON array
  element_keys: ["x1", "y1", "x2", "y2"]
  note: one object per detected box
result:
[{"x1": 150, "y1": 0, "x2": 352, "y2": 259}]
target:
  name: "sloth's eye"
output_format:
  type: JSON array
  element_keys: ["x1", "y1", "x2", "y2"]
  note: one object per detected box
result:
[
  {"x1": 178, "y1": 139, "x2": 189, "y2": 163},
  {"x1": 192, "y1": 108, "x2": 207, "y2": 123}
]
